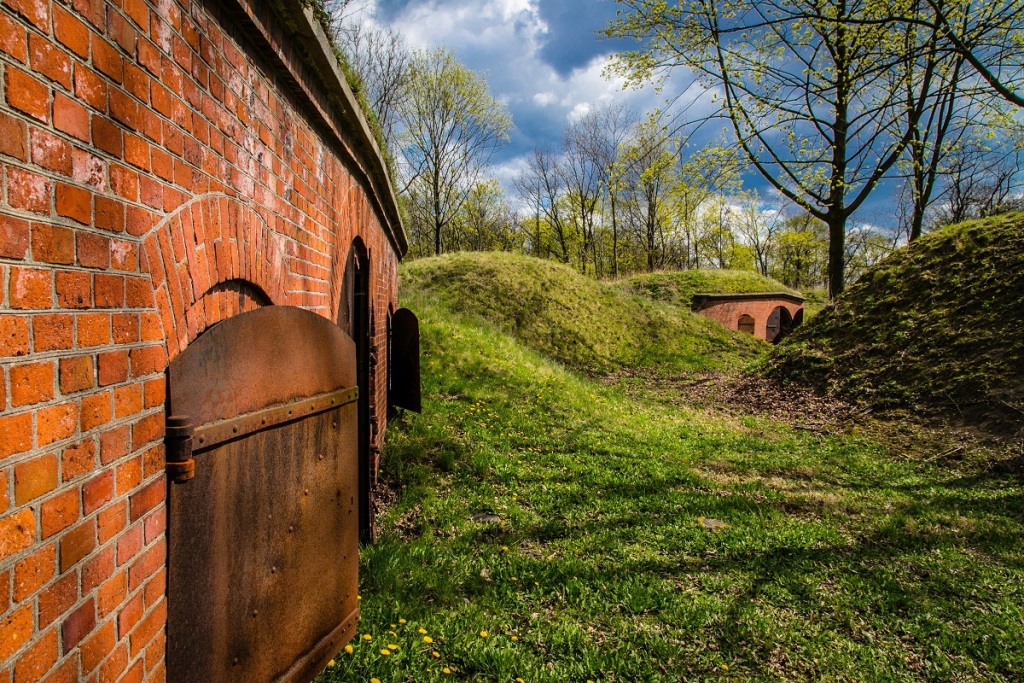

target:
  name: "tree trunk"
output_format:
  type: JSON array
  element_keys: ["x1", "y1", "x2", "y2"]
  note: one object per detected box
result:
[{"x1": 827, "y1": 211, "x2": 846, "y2": 298}]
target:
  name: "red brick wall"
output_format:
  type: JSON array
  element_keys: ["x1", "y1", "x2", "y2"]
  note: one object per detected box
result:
[
  {"x1": 697, "y1": 298, "x2": 803, "y2": 341},
  {"x1": 0, "y1": 0, "x2": 404, "y2": 679}
]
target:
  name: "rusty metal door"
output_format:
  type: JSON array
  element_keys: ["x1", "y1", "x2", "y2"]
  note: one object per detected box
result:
[{"x1": 165, "y1": 306, "x2": 359, "y2": 683}]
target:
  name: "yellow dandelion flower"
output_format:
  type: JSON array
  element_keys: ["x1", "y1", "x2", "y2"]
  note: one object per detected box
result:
[
  {"x1": 423, "y1": 636, "x2": 433, "y2": 644},
  {"x1": 327, "y1": 659, "x2": 335, "y2": 667},
  {"x1": 501, "y1": 546, "x2": 509, "y2": 552},
  {"x1": 511, "y1": 635, "x2": 518, "y2": 642},
  {"x1": 387, "y1": 644, "x2": 399, "y2": 651},
  {"x1": 357, "y1": 595, "x2": 362, "y2": 601},
  {"x1": 390, "y1": 624, "x2": 396, "y2": 629},
  {"x1": 344, "y1": 645, "x2": 354, "y2": 654},
  {"x1": 479, "y1": 630, "x2": 488, "y2": 638},
  {"x1": 380, "y1": 649, "x2": 391, "y2": 656},
  {"x1": 389, "y1": 631, "x2": 397, "y2": 637},
  {"x1": 399, "y1": 618, "x2": 407, "y2": 624},
  {"x1": 511, "y1": 577, "x2": 517, "y2": 582},
  {"x1": 517, "y1": 679, "x2": 525, "y2": 683},
  {"x1": 363, "y1": 635, "x2": 372, "y2": 641},
  {"x1": 418, "y1": 628, "x2": 428, "y2": 635},
  {"x1": 432, "y1": 651, "x2": 440, "y2": 658},
  {"x1": 721, "y1": 664, "x2": 729, "y2": 671},
  {"x1": 371, "y1": 679, "x2": 381, "y2": 683},
  {"x1": 442, "y1": 668, "x2": 452, "y2": 675}
]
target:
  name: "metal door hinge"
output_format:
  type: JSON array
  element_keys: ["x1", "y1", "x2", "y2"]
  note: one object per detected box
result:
[{"x1": 166, "y1": 415, "x2": 195, "y2": 483}]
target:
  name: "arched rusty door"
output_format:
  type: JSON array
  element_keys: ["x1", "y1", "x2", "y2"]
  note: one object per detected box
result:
[{"x1": 165, "y1": 306, "x2": 359, "y2": 683}]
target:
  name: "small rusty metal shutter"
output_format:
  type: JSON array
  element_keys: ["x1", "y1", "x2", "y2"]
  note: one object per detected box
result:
[
  {"x1": 389, "y1": 307, "x2": 421, "y2": 413},
  {"x1": 165, "y1": 306, "x2": 359, "y2": 683},
  {"x1": 738, "y1": 314, "x2": 755, "y2": 335}
]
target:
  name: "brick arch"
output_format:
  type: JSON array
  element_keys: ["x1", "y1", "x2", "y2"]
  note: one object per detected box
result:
[{"x1": 140, "y1": 193, "x2": 292, "y2": 360}]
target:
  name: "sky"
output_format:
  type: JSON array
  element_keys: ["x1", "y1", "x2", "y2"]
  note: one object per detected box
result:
[{"x1": 361, "y1": 0, "x2": 903, "y2": 229}]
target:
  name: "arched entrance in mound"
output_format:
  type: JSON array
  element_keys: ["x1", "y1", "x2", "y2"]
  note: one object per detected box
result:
[
  {"x1": 766, "y1": 306, "x2": 795, "y2": 343},
  {"x1": 738, "y1": 314, "x2": 756, "y2": 335}
]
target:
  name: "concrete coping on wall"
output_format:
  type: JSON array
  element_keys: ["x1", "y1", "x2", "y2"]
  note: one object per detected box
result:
[
  {"x1": 232, "y1": 0, "x2": 408, "y2": 256},
  {"x1": 691, "y1": 291, "x2": 806, "y2": 311}
]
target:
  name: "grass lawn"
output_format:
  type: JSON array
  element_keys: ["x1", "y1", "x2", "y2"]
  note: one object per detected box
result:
[{"x1": 314, "y1": 284, "x2": 1024, "y2": 683}]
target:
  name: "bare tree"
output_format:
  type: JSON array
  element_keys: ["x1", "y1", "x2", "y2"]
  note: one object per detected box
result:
[{"x1": 733, "y1": 191, "x2": 787, "y2": 277}]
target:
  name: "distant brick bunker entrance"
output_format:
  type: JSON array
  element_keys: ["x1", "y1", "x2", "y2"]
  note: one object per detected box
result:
[
  {"x1": 0, "y1": 0, "x2": 409, "y2": 679},
  {"x1": 692, "y1": 292, "x2": 805, "y2": 343}
]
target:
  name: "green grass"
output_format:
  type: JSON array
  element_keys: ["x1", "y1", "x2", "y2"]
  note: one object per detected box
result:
[
  {"x1": 314, "y1": 263, "x2": 1024, "y2": 683},
  {"x1": 617, "y1": 269, "x2": 801, "y2": 309},
  {"x1": 769, "y1": 214, "x2": 1024, "y2": 430},
  {"x1": 402, "y1": 253, "x2": 765, "y2": 375}
]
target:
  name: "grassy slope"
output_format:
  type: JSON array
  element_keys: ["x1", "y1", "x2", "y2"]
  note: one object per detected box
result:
[
  {"x1": 617, "y1": 269, "x2": 800, "y2": 307},
  {"x1": 769, "y1": 214, "x2": 1024, "y2": 430},
  {"x1": 313, "y1": 254, "x2": 1024, "y2": 683},
  {"x1": 402, "y1": 253, "x2": 765, "y2": 375}
]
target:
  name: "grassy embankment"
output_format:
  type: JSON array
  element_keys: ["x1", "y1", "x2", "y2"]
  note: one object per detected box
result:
[{"x1": 315, "y1": 252, "x2": 1023, "y2": 683}]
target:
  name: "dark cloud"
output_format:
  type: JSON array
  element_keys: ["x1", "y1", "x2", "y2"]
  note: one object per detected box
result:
[{"x1": 534, "y1": 0, "x2": 631, "y2": 75}]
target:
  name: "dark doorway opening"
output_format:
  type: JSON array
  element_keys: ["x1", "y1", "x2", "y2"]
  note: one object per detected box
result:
[
  {"x1": 766, "y1": 306, "x2": 794, "y2": 343},
  {"x1": 738, "y1": 314, "x2": 755, "y2": 335}
]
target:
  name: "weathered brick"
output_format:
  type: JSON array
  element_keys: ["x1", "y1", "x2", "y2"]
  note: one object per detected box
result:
[
  {"x1": 129, "y1": 478, "x2": 163, "y2": 522},
  {"x1": 0, "y1": 412, "x2": 34, "y2": 459},
  {"x1": 141, "y1": 443, "x2": 164, "y2": 479},
  {"x1": 31, "y1": 223, "x2": 75, "y2": 264},
  {"x1": 37, "y1": 401, "x2": 79, "y2": 446},
  {"x1": 95, "y1": 196, "x2": 126, "y2": 233},
  {"x1": 10, "y1": 360, "x2": 55, "y2": 406},
  {"x1": 7, "y1": 167, "x2": 52, "y2": 214},
  {"x1": 81, "y1": 544, "x2": 114, "y2": 592},
  {"x1": 91, "y1": 32, "x2": 123, "y2": 82},
  {"x1": 41, "y1": 488, "x2": 79, "y2": 538},
  {"x1": 99, "y1": 425, "x2": 130, "y2": 465},
  {"x1": 80, "y1": 619, "x2": 116, "y2": 674},
  {"x1": 112, "y1": 313, "x2": 140, "y2": 343},
  {"x1": 13, "y1": 625, "x2": 58, "y2": 683},
  {"x1": 56, "y1": 269, "x2": 92, "y2": 308},
  {"x1": 0, "y1": 12, "x2": 28, "y2": 63},
  {"x1": 29, "y1": 33, "x2": 72, "y2": 88},
  {"x1": 62, "y1": 437, "x2": 97, "y2": 480},
  {"x1": 59, "y1": 355, "x2": 94, "y2": 394},
  {"x1": 77, "y1": 232, "x2": 111, "y2": 268},
  {"x1": 0, "y1": 605, "x2": 34, "y2": 662},
  {"x1": 56, "y1": 183, "x2": 93, "y2": 224},
  {"x1": 96, "y1": 571, "x2": 126, "y2": 618},
  {"x1": 97, "y1": 500, "x2": 126, "y2": 544},
  {"x1": 77, "y1": 312, "x2": 110, "y2": 347},
  {"x1": 130, "y1": 412, "x2": 163, "y2": 450},
  {"x1": 9, "y1": 267, "x2": 51, "y2": 309},
  {"x1": 59, "y1": 518, "x2": 96, "y2": 571},
  {"x1": 53, "y1": 5, "x2": 90, "y2": 58},
  {"x1": 33, "y1": 314, "x2": 74, "y2": 352},
  {"x1": 37, "y1": 570, "x2": 77, "y2": 627},
  {"x1": 75, "y1": 65, "x2": 107, "y2": 110},
  {"x1": 0, "y1": 316, "x2": 31, "y2": 357},
  {"x1": 98, "y1": 350, "x2": 130, "y2": 387},
  {"x1": 5, "y1": 65, "x2": 50, "y2": 122},
  {"x1": 92, "y1": 116, "x2": 124, "y2": 157},
  {"x1": 129, "y1": 345, "x2": 166, "y2": 377},
  {"x1": 115, "y1": 457, "x2": 141, "y2": 495},
  {"x1": 82, "y1": 470, "x2": 114, "y2": 514},
  {"x1": 14, "y1": 453, "x2": 59, "y2": 504},
  {"x1": 142, "y1": 507, "x2": 165, "y2": 545},
  {"x1": 114, "y1": 383, "x2": 143, "y2": 417},
  {"x1": 100, "y1": 643, "x2": 130, "y2": 682},
  {"x1": 13, "y1": 542, "x2": 56, "y2": 601},
  {"x1": 7, "y1": 0, "x2": 51, "y2": 31},
  {"x1": 80, "y1": 390, "x2": 113, "y2": 432},
  {"x1": 0, "y1": 508, "x2": 36, "y2": 561},
  {"x1": 94, "y1": 274, "x2": 126, "y2": 307},
  {"x1": 0, "y1": 214, "x2": 30, "y2": 258},
  {"x1": 128, "y1": 597, "x2": 165, "y2": 656},
  {"x1": 118, "y1": 591, "x2": 144, "y2": 638}
]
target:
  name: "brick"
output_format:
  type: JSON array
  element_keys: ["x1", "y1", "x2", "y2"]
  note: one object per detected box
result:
[
  {"x1": 14, "y1": 453, "x2": 58, "y2": 505},
  {"x1": 100, "y1": 643, "x2": 129, "y2": 682},
  {"x1": 99, "y1": 426, "x2": 130, "y2": 465},
  {"x1": 96, "y1": 500, "x2": 126, "y2": 543},
  {"x1": 114, "y1": 383, "x2": 143, "y2": 417},
  {"x1": 0, "y1": 605, "x2": 33, "y2": 662},
  {"x1": 142, "y1": 378, "x2": 165, "y2": 409},
  {"x1": 7, "y1": 0, "x2": 50, "y2": 31},
  {"x1": 94, "y1": 274, "x2": 125, "y2": 307},
  {"x1": 140, "y1": 312, "x2": 162, "y2": 342},
  {"x1": 124, "y1": 133, "x2": 150, "y2": 171},
  {"x1": 95, "y1": 196, "x2": 126, "y2": 233},
  {"x1": 10, "y1": 360, "x2": 55, "y2": 406},
  {"x1": 9, "y1": 267, "x2": 52, "y2": 308},
  {"x1": 77, "y1": 232, "x2": 110, "y2": 268},
  {"x1": 52, "y1": 92, "x2": 90, "y2": 143},
  {"x1": 34, "y1": 314, "x2": 74, "y2": 352},
  {"x1": 0, "y1": 509, "x2": 36, "y2": 561},
  {"x1": 0, "y1": 316, "x2": 31, "y2": 357},
  {"x1": 62, "y1": 438, "x2": 96, "y2": 480},
  {"x1": 124, "y1": 63, "x2": 150, "y2": 104},
  {"x1": 98, "y1": 350, "x2": 129, "y2": 386},
  {"x1": 41, "y1": 488, "x2": 79, "y2": 538},
  {"x1": 29, "y1": 33, "x2": 72, "y2": 89},
  {"x1": 115, "y1": 457, "x2": 141, "y2": 495},
  {"x1": 117, "y1": 525, "x2": 143, "y2": 569},
  {"x1": 110, "y1": 239, "x2": 137, "y2": 271},
  {"x1": 56, "y1": 183, "x2": 92, "y2": 224},
  {"x1": 59, "y1": 519, "x2": 96, "y2": 571},
  {"x1": 61, "y1": 596, "x2": 96, "y2": 651},
  {"x1": 0, "y1": 470, "x2": 7, "y2": 513},
  {"x1": 0, "y1": 214, "x2": 30, "y2": 258},
  {"x1": 92, "y1": 116, "x2": 123, "y2": 157},
  {"x1": 37, "y1": 571, "x2": 77, "y2": 627},
  {"x1": 56, "y1": 269, "x2": 92, "y2": 308},
  {"x1": 14, "y1": 625, "x2": 58, "y2": 683},
  {"x1": 71, "y1": 147, "x2": 106, "y2": 189},
  {"x1": 80, "y1": 391, "x2": 112, "y2": 432},
  {"x1": 13, "y1": 542, "x2": 56, "y2": 601},
  {"x1": 40, "y1": 658, "x2": 77, "y2": 683},
  {"x1": 59, "y1": 355, "x2": 94, "y2": 394},
  {"x1": 7, "y1": 167, "x2": 52, "y2": 213},
  {"x1": 130, "y1": 412, "x2": 163, "y2": 450},
  {"x1": 128, "y1": 597, "x2": 164, "y2": 654},
  {"x1": 31, "y1": 223, "x2": 75, "y2": 264},
  {"x1": 91, "y1": 33, "x2": 123, "y2": 82},
  {"x1": 77, "y1": 312, "x2": 110, "y2": 347},
  {"x1": 73, "y1": 0, "x2": 105, "y2": 29},
  {"x1": 38, "y1": 402, "x2": 79, "y2": 446},
  {"x1": 109, "y1": 87, "x2": 139, "y2": 128},
  {"x1": 118, "y1": 591, "x2": 143, "y2": 637},
  {"x1": 53, "y1": 5, "x2": 90, "y2": 58},
  {"x1": 142, "y1": 506, "x2": 164, "y2": 544},
  {"x1": 121, "y1": 657, "x2": 145, "y2": 683},
  {"x1": 112, "y1": 313, "x2": 140, "y2": 343},
  {"x1": 0, "y1": 112, "x2": 28, "y2": 161},
  {"x1": 129, "y1": 478, "x2": 163, "y2": 522},
  {"x1": 0, "y1": 412, "x2": 33, "y2": 459},
  {"x1": 81, "y1": 545, "x2": 113, "y2": 592},
  {"x1": 82, "y1": 470, "x2": 114, "y2": 514},
  {"x1": 96, "y1": 571, "x2": 126, "y2": 618},
  {"x1": 126, "y1": 277, "x2": 155, "y2": 307},
  {"x1": 129, "y1": 345, "x2": 166, "y2": 377},
  {"x1": 5, "y1": 65, "x2": 50, "y2": 122},
  {"x1": 141, "y1": 443, "x2": 163, "y2": 479},
  {"x1": 31, "y1": 129, "x2": 72, "y2": 177},
  {"x1": 79, "y1": 620, "x2": 116, "y2": 674},
  {"x1": 0, "y1": 12, "x2": 27, "y2": 63},
  {"x1": 75, "y1": 66, "x2": 107, "y2": 110}
]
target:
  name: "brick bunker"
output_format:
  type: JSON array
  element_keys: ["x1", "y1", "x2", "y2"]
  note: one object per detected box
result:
[
  {"x1": 692, "y1": 292, "x2": 805, "y2": 343},
  {"x1": 0, "y1": 0, "x2": 408, "y2": 679}
]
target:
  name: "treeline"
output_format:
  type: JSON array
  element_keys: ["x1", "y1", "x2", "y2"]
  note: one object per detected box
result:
[{"x1": 327, "y1": 1, "x2": 1024, "y2": 294}]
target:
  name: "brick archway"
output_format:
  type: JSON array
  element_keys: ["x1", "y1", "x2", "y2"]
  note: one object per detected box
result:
[{"x1": 139, "y1": 194, "x2": 292, "y2": 361}]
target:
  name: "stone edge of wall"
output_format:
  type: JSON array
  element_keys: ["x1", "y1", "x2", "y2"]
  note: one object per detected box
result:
[{"x1": 231, "y1": 0, "x2": 408, "y2": 257}]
